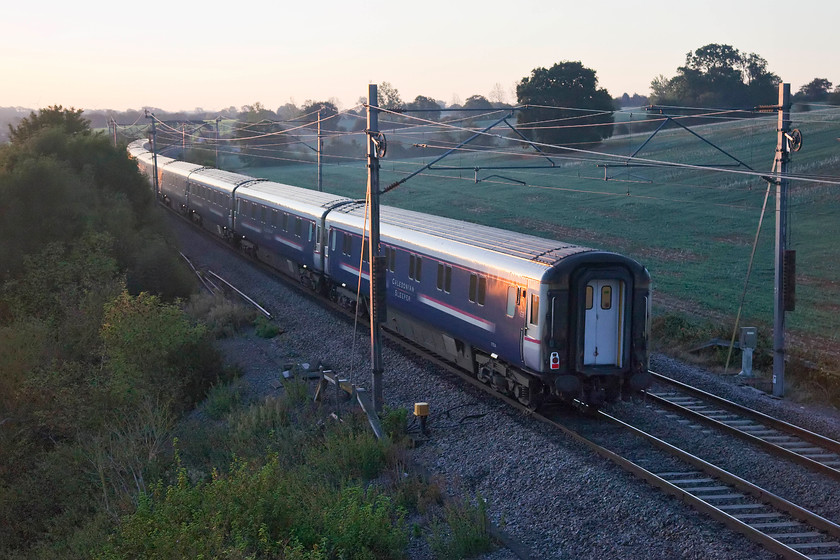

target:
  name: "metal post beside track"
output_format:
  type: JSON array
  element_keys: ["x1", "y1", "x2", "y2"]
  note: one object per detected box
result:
[
  {"x1": 773, "y1": 84, "x2": 791, "y2": 398},
  {"x1": 366, "y1": 84, "x2": 384, "y2": 413}
]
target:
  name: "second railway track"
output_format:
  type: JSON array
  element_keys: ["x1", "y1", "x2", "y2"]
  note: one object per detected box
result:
[{"x1": 645, "y1": 371, "x2": 840, "y2": 480}]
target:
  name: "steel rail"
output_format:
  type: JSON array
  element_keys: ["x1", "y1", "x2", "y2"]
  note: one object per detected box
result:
[{"x1": 648, "y1": 371, "x2": 840, "y2": 480}]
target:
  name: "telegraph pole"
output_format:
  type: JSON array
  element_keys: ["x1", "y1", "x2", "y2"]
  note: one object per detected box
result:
[
  {"x1": 317, "y1": 108, "x2": 323, "y2": 191},
  {"x1": 772, "y1": 83, "x2": 791, "y2": 397},
  {"x1": 146, "y1": 110, "x2": 160, "y2": 198},
  {"x1": 366, "y1": 84, "x2": 385, "y2": 412}
]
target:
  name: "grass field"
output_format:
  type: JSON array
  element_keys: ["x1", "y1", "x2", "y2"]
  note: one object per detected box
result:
[{"x1": 222, "y1": 107, "x2": 840, "y2": 367}]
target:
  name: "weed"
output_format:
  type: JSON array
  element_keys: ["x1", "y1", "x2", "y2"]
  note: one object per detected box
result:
[
  {"x1": 203, "y1": 380, "x2": 242, "y2": 420},
  {"x1": 428, "y1": 494, "x2": 495, "y2": 558},
  {"x1": 281, "y1": 375, "x2": 311, "y2": 405},
  {"x1": 381, "y1": 406, "x2": 408, "y2": 441},
  {"x1": 254, "y1": 315, "x2": 280, "y2": 338}
]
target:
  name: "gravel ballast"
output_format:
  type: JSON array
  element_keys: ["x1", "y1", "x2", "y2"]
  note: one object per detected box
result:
[{"x1": 169, "y1": 213, "x2": 840, "y2": 559}]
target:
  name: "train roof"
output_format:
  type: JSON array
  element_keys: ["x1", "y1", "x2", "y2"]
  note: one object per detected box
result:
[
  {"x1": 127, "y1": 139, "x2": 148, "y2": 158},
  {"x1": 237, "y1": 181, "x2": 354, "y2": 218},
  {"x1": 127, "y1": 140, "x2": 178, "y2": 169},
  {"x1": 161, "y1": 160, "x2": 205, "y2": 177},
  {"x1": 327, "y1": 201, "x2": 596, "y2": 282},
  {"x1": 189, "y1": 168, "x2": 265, "y2": 194}
]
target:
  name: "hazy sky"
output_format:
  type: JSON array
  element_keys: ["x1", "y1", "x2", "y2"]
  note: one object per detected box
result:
[{"x1": 3, "y1": 0, "x2": 837, "y2": 112}]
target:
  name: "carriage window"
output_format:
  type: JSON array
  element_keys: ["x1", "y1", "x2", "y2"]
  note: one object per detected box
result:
[
  {"x1": 295, "y1": 217, "x2": 302, "y2": 237},
  {"x1": 469, "y1": 274, "x2": 486, "y2": 305},
  {"x1": 330, "y1": 230, "x2": 337, "y2": 252},
  {"x1": 342, "y1": 233, "x2": 352, "y2": 256},
  {"x1": 506, "y1": 287, "x2": 516, "y2": 317},
  {"x1": 308, "y1": 223, "x2": 314, "y2": 242},
  {"x1": 388, "y1": 247, "x2": 396, "y2": 272},
  {"x1": 530, "y1": 294, "x2": 540, "y2": 326},
  {"x1": 281, "y1": 213, "x2": 288, "y2": 231},
  {"x1": 436, "y1": 264, "x2": 451, "y2": 292},
  {"x1": 261, "y1": 206, "x2": 266, "y2": 223},
  {"x1": 409, "y1": 254, "x2": 422, "y2": 281},
  {"x1": 361, "y1": 237, "x2": 369, "y2": 263},
  {"x1": 250, "y1": 203, "x2": 257, "y2": 219},
  {"x1": 271, "y1": 210, "x2": 277, "y2": 227},
  {"x1": 601, "y1": 286, "x2": 612, "y2": 310},
  {"x1": 586, "y1": 286, "x2": 594, "y2": 310}
]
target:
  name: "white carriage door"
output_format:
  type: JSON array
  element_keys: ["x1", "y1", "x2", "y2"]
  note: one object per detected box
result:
[
  {"x1": 523, "y1": 291, "x2": 541, "y2": 370},
  {"x1": 583, "y1": 280, "x2": 623, "y2": 366}
]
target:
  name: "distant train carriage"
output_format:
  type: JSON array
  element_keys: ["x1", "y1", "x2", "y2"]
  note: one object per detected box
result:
[
  {"x1": 234, "y1": 182, "x2": 350, "y2": 287},
  {"x1": 186, "y1": 169, "x2": 261, "y2": 240}
]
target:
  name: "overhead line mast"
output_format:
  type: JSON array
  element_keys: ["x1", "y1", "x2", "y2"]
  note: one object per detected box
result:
[
  {"x1": 759, "y1": 82, "x2": 801, "y2": 398},
  {"x1": 366, "y1": 84, "x2": 385, "y2": 413},
  {"x1": 772, "y1": 84, "x2": 792, "y2": 397}
]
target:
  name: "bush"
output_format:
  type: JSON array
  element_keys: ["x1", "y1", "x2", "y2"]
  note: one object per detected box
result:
[
  {"x1": 254, "y1": 315, "x2": 280, "y2": 338},
  {"x1": 99, "y1": 452, "x2": 406, "y2": 559}
]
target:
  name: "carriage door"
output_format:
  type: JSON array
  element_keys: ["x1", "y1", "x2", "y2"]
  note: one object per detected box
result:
[
  {"x1": 583, "y1": 280, "x2": 623, "y2": 366},
  {"x1": 522, "y1": 290, "x2": 541, "y2": 370}
]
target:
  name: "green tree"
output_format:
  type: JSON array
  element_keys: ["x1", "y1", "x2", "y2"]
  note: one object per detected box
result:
[
  {"x1": 377, "y1": 81, "x2": 403, "y2": 110},
  {"x1": 404, "y1": 95, "x2": 441, "y2": 121},
  {"x1": 8, "y1": 104, "x2": 90, "y2": 143},
  {"x1": 233, "y1": 102, "x2": 289, "y2": 167},
  {"x1": 277, "y1": 101, "x2": 302, "y2": 120},
  {"x1": 463, "y1": 95, "x2": 494, "y2": 111},
  {"x1": 796, "y1": 78, "x2": 833, "y2": 101},
  {"x1": 516, "y1": 61, "x2": 615, "y2": 147},
  {"x1": 649, "y1": 44, "x2": 779, "y2": 108},
  {"x1": 300, "y1": 100, "x2": 339, "y2": 130}
]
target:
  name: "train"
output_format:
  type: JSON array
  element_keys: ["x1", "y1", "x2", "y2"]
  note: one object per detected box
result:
[{"x1": 128, "y1": 139, "x2": 652, "y2": 408}]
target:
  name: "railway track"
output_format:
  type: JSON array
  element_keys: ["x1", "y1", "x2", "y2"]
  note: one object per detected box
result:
[
  {"x1": 383, "y1": 331, "x2": 840, "y2": 559},
  {"x1": 645, "y1": 371, "x2": 840, "y2": 480},
  {"x1": 590, "y1": 410, "x2": 840, "y2": 559},
  {"x1": 167, "y1": 210, "x2": 840, "y2": 559}
]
